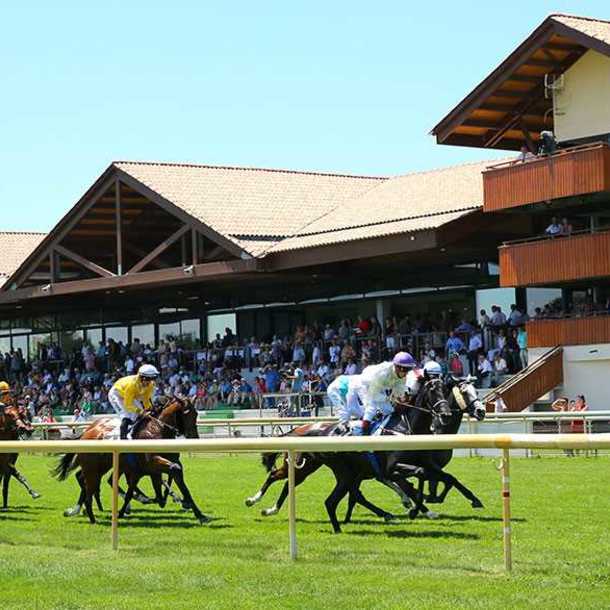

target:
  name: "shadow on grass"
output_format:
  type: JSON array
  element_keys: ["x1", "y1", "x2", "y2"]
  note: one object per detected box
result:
[
  {"x1": 346, "y1": 529, "x2": 480, "y2": 540},
  {"x1": 440, "y1": 514, "x2": 527, "y2": 523}
]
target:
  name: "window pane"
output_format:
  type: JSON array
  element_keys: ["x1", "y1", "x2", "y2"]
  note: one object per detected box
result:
[
  {"x1": 85, "y1": 328, "x2": 103, "y2": 348},
  {"x1": 32, "y1": 316, "x2": 56, "y2": 331},
  {"x1": 207, "y1": 313, "x2": 236, "y2": 342},
  {"x1": 12, "y1": 335, "x2": 28, "y2": 359},
  {"x1": 60, "y1": 330, "x2": 84, "y2": 356},
  {"x1": 11, "y1": 318, "x2": 32, "y2": 334},
  {"x1": 179, "y1": 319, "x2": 200, "y2": 349},
  {"x1": 29, "y1": 333, "x2": 53, "y2": 361},
  {"x1": 159, "y1": 322, "x2": 180, "y2": 342},
  {"x1": 131, "y1": 324, "x2": 155, "y2": 349},
  {"x1": 0, "y1": 336, "x2": 11, "y2": 355},
  {"x1": 105, "y1": 326, "x2": 128, "y2": 345}
]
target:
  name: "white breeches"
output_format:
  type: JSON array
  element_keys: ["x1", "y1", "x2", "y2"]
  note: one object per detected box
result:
[{"x1": 108, "y1": 387, "x2": 142, "y2": 421}]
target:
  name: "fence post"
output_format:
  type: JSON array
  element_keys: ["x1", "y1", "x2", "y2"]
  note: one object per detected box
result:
[
  {"x1": 288, "y1": 449, "x2": 297, "y2": 560},
  {"x1": 500, "y1": 447, "x2": 512, "y2": 572},
  {"x1": 112, "y1": 450, "x2": 120, "y2": 551}
]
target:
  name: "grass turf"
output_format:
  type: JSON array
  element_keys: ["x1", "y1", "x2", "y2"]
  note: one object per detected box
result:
[{"x1": 0, "y1": 453, "x2": 609, "y2": 609}]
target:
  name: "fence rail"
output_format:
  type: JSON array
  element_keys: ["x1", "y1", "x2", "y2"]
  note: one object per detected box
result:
[{"x1": 2, "y1": 433, "x2": 610, "y2": 572}]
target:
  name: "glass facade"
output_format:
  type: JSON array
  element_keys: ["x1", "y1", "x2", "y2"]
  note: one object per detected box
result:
[
  {"x1": 85, "y1": 327, "x2": 103, "y2": 348},
  {"x1": 105, "y1": 326, "x2": 128, "y2": 345},
  {"x1": 131, "y1": 324, "x2": 156, "y2": 348}
]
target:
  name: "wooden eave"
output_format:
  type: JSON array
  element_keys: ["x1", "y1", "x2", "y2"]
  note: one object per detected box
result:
[{"x1": 431, "y1": 15, "x2": 610, "y2": 151}]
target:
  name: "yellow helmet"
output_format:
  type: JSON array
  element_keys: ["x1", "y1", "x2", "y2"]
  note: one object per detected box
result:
[{"x1": 0, "y1": 381, "x2": 10, "y2": 394}]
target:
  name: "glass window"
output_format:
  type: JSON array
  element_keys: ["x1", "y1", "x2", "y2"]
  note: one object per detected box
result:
[
  {"x1": 58, "y1": 310, "x2": 101, "y2": 329},
  {"x1": 178, "y1": 319, "x2": 201, "y2": 349},
  {"x1": 207, "y1": 313, "x2": 236, "y2": 342},
  {"x1": 32, "y1": 316, "x2": 56, "y2": 331},
  {"x1": 0, "y1": 336, "x2": 11, "y2": 356},
  {"x1": 131, "y1": 324, "x2": 156, "y2": 349},
  {"x1": 159, "y1": 322, "x2": 180, "y2": 343},
  {"x1": 59, "y1": 330, "x2": 84, "y2": 355},
  {"x1": 12, "y1": 335, "x2": 28, "y2": 359},
  {"x1": 0, "y1": 318, "x2": 10, "y2": 331},
  {"x1": 105, "y1": 326, "x2": 128, "y2": 345},
  {"x1": 29, "y1": 333, "x2": 53, "y2": 361},
  {"x1": 85, "y1": 328, "x2": 103, "y2": 348},
  {"x1": 11, "y1": 318, "x2": 32, "y2": 334}
]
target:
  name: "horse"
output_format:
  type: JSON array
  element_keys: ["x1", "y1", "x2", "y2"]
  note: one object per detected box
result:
[
  {"x1": 246, "y1": 377, "x2": 450, "y2": 533},
  {"x1": 383, "y1": 376, "x2": 486, "y2": 518},
  {"x1": 53, "y1": 397, "x2": 210, "y2": 524},
  {"x1": 0, "y1": 404, "x2": 39, "y2": 510}
]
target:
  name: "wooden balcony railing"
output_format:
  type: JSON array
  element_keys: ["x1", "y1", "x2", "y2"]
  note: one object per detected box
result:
[
  {"x1": 527, "y1": 316, "x2": 610, "y2": 348},
  {"x1": 483, "y1": 143, "x2": 610, "y2": 212},
  {"x1": 499, "y1": 229, "x2": 610, "y2": 287},
  {"x1": 485, "y1": 346, "x2": 563, "y2": 412}
]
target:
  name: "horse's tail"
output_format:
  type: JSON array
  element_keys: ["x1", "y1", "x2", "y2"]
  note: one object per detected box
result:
[
  {"x1": 52, "y1": 453, "x2": 78, "y2": 481},
  {"x1": 261, "y1": 452, "x2": 280, "y2": 472}
]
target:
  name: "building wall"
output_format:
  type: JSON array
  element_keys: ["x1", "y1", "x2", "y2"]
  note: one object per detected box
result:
[
  {"x1": 554, "y1": 50, "x2": 610, "y2": 142},
  {"x1": 529, "y1": 344, "x2": 610, "y2": 410}
]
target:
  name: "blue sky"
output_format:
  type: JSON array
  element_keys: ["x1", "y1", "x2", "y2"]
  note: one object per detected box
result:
[{"x1": 2, "y1": 1, "x2": 609, "y2": 231}]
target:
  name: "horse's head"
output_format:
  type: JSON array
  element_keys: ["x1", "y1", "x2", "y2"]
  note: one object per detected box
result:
[
  {"x1": 1, "y1": 405, "x2": 34, "y2": 439},
  {"x1": 419, "y1": 377, "x2": 451, "y2": 430},
  {"x1": 159, "y1": 397, "x2": 199, "y2": 439},
  {"x1": 451, "y1": 378, "x2": 486, "y2": 421}
]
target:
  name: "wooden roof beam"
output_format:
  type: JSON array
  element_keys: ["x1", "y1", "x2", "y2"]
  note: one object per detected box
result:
[
  {"x1": 127, "y1": 224, "x2": 190, "y2": 274},
  {"x1": 54, "y1": 245, "x2": 116, "y2": 278}
]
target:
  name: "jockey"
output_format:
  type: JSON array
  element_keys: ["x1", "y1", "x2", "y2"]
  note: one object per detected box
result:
[
  {"x1": 405, "y1": 360, "x2": 443, "y2": 398},
  {"x1": 108, "y1": 364, "x2": 160, "y2": 440},
  {"x1": 0, "y1": 381, "x2": 11, "y2": 415},
  {"x1": 359, "y1": 351, "x2": 417, "y2": 435},
  {"x1": 327, "y1": 374, "x2": 363, "y2": 424}
]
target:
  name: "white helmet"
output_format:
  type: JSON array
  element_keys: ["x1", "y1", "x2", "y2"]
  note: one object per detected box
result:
[
  {"x1": 423, "y1": 361, "x2": 443, "y2": 378},
  {"x1": 138, "y1": 364, "x2": 160, "y2": 379}
]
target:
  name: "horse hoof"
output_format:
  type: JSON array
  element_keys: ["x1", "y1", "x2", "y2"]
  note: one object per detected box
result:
[
  {"x1": 424, "y1": 511, "x2": 440, "y2": 520},
  {"x1": 472, "y1": 500, "x2": 484, "y2": 509},
  {"x1": 198, "y1": 514, "x2": 212, "y2": 524},
  {"x1": 383, "y1": 513, "x2": 397, "y2": 522},
  {"x1": 408, "y1": 509, "x2": 418, "y2": 520},
  {"x1": 261, "y1": 507, "x2": 278, "y2": 517},
  {"x1": 30, "y1": 491, "x2": 42, "y2": 500},
  {"x1": 245, "y1": 498, "x2": 255, "y2": 507},
  {"x1": 63, "y1": 507, "x2": 80, "y2": 517}
]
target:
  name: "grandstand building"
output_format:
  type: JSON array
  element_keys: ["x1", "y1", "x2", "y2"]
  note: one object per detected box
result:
[{"x1": 2, "y1": 13, "x2": 610, "y2": 409}]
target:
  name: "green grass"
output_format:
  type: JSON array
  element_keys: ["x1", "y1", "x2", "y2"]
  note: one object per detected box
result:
[{"x1": 1, "y1": 454, "x2": 610, "y2": 609}]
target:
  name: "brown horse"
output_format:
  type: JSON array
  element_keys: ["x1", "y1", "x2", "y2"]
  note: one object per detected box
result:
[
  {"x1": 0, "y1": 404, "x2": 39, "y2": 510},
  {"x1": 53, "y1": 397, "x2": 210, "y2": 524}
]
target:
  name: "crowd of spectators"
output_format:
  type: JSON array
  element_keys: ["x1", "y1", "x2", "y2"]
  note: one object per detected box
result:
[{"x1": 0, "y1": 303, "x2": 539, "y2": 419}]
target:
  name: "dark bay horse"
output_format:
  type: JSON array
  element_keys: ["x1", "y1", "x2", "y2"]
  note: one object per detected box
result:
[
  {"x1": 0, "y1": 404, "x2": 40, "y2": 510},
  {"x1": 246, "y1": 378, "x2": 450, "y2": 532},
  {"x1": 53, "y1": 397, "x2": 209, "y2": 524}
]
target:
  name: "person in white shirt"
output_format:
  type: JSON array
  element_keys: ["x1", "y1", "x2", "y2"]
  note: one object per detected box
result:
[
  {"x1": 344, "y1": 359, "x2": 358, "y2": 375},
  {"x1": 545, "y1": 216, "x2": 562, "y2": 237},
  {"x1": 477, "y1": 354, "x2": 493, "y2": 388},
  {"x1": 467, "y1": 332, "x2": 483, "y2": 376},
  {"x1": 328, "y1": 341, "x2": 341, "y2": 368},
  {"x1": 490, "y1": 306, "x2": 507, "y2": 327}
]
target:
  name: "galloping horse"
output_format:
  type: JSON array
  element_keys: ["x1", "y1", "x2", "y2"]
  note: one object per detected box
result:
[
  {"x1": 53, "y1": 397, "x2": 210, "y2": 524},
  {"x1": 0, "y1": 404, "x2": 40, "y2": 510},
  {"x1": 246, "y1": 377, "x2": 450, "y2": 532}
]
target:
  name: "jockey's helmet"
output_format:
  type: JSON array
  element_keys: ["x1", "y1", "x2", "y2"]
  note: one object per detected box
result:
[
  {"x1": 138, "y1": 364, "x2": 160, "y2": 379},
  {"x1": 423, "y1": 361, "x2": 443, "y2": 378},
  {"x1": 0, "y1": 381, "x2": 10, "y2": 394},
  {"x1": 392, "y1": 351, "x2": 416, "y2": 369}
]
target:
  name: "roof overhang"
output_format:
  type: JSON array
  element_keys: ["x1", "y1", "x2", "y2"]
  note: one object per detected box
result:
[{"x1": 431, "y1": 14, "x2": 610, "y2": 151}]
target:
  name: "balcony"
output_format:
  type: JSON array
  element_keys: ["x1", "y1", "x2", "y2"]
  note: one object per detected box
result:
[
  {"x1": 499, "y1": 229, "x2": 610, "y2": 287},
  {"x1": 527, "y1": 316, "x2": 610, "y2": 348},
  {"x1": 483, "y1": 143, "x2": 610, "y2": 212}
]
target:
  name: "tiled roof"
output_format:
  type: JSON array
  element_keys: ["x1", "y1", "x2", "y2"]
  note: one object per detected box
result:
[
  {"x1": 0, "y1": 232, "x2": 46, "y2": 281},
  {"x1": 551, "y1": 14, "x2": 610, "y2": 47},
  {"x1": 270, "y1": 209, "x2": 476, "y2": 253},
  {"x1": 115, "y1": 162, "x2": 385, "y2": 255}
]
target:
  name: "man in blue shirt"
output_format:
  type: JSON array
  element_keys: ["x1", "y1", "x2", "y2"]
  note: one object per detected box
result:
[
  {"x1": 263, "y1": 364, "x2": 280, "y2": 408},
  {"x1": 445, "y1": 331, "x2": 465, "y2": 356}
]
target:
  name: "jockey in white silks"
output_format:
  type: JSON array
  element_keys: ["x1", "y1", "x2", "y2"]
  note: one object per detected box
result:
[
  {"x1": 326, "y1": 374, "x2": 363, "y2": 424},
  {"x1": 358, "y1": 352, "x2": 417, "y2": 435}
]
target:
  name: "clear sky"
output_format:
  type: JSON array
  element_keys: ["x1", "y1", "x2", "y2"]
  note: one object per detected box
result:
[{"x1": 2, "y1": 0, "x2": 609, "y2": 231}]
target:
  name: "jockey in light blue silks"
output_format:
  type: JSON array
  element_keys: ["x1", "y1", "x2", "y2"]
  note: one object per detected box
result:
[{"x1": 327, "y1": 374, "x2": 363, "y2": 424}]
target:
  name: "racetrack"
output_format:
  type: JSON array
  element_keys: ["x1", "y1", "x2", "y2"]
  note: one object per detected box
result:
[{"x1": 1, "y1": 455, "x2": 609, "y2": 609}]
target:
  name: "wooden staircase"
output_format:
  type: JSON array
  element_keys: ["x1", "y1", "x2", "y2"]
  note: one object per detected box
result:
[{"x1": 484, "y1": 346, "x2": 563, "y2": 412}]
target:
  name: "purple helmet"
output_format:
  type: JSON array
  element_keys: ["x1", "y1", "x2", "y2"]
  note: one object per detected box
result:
[{"x1": 392, "y1": 351, "x2": 416, "y2": 368}]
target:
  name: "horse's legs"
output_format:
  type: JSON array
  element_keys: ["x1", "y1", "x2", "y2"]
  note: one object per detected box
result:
[
  {"x1": 9, "y1": 465, "x2": 41, "y2": 499},
  {"x1": 246, "y1": 459, "x2": 288, "y2": 507},
  {"x1": 162, "y1": 475, "x2": 184, "y2": 505},
  {"x1": 430, "y1": 469, "x2": 483, "y2": 508},
  {"x1": 118, "y1": 472, "x2": 140, "y2": 519},
  {"x1": 64, "y1": 470, "x2": 86, "y2": 517},
  {"x1": 83, "y1": 469, "x2": 101, "y2": 524},
  {"x1": 344, "y1": 485, "x2": 395, "y2": 524},
  {"x1": 260, "y1": 459, "x2": 321, "y2": 517},
  {"x1": 150, "y1": 475, "x2": 166, "y2": 509},
  {"x1": 1, "y1": 471, "x2": 9, "y2": 510},
  {"x1": 324, "y1": 469, "x2": 354, "y2": 534}
]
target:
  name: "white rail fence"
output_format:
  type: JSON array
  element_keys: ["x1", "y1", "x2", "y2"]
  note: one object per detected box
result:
[{"x1": 2, "y1": 433, "x2": 610, "y2": 571}]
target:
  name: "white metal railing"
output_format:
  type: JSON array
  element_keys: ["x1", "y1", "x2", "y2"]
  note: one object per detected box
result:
[{"x1": 2, "y1": 433, "x2": 610, "y2": 571}]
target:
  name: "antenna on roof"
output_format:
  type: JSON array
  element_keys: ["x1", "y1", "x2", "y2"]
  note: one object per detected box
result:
[{"x1": 544, "y1": 73, "x2": 564, "y2": 99}]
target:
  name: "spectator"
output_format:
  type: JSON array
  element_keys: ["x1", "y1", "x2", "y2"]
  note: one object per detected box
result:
[
  {"x1": 467, "y1": 331, "x2": 483, "y2": 376},
  {"x1": 445, "y1": 330, "x2": 465, "y2": 356},
  {"x1": 508, "y1": 304, "x2": 524, "y2": 327},
  {"x1": 492, "y1": 353, "x2": 508, "y2": 385},
  {"x1": 476, "y1": 353, "x2": 493, "y2": 388},
  {"x1": 570, "y1": 394, "x2": 588, "y2": 435},
  {"x1": 517, "y1": 327, "x2": 528, "y2": 368},
  {"x1": 490, "y1": 305, "x2": 507, "y2": 328},
  {"x1": 560, "y1": 217, "x2": 572, "y2": 236},
  {"x1": 518, "y1": 145, "x2": 535, "y2": 163},
  {"x1": 544, "y1": 216, "x2": 562, "y2": 237}
]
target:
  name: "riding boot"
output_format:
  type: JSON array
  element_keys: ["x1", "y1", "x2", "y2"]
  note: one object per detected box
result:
[{"x1": 120, "y1": 418, "x2": 131, "y2": 440}]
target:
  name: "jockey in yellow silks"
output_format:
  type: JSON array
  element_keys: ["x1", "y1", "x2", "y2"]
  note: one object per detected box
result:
[{"x1": 108, "y1": 364, "x2": 159, "y2": 439}]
